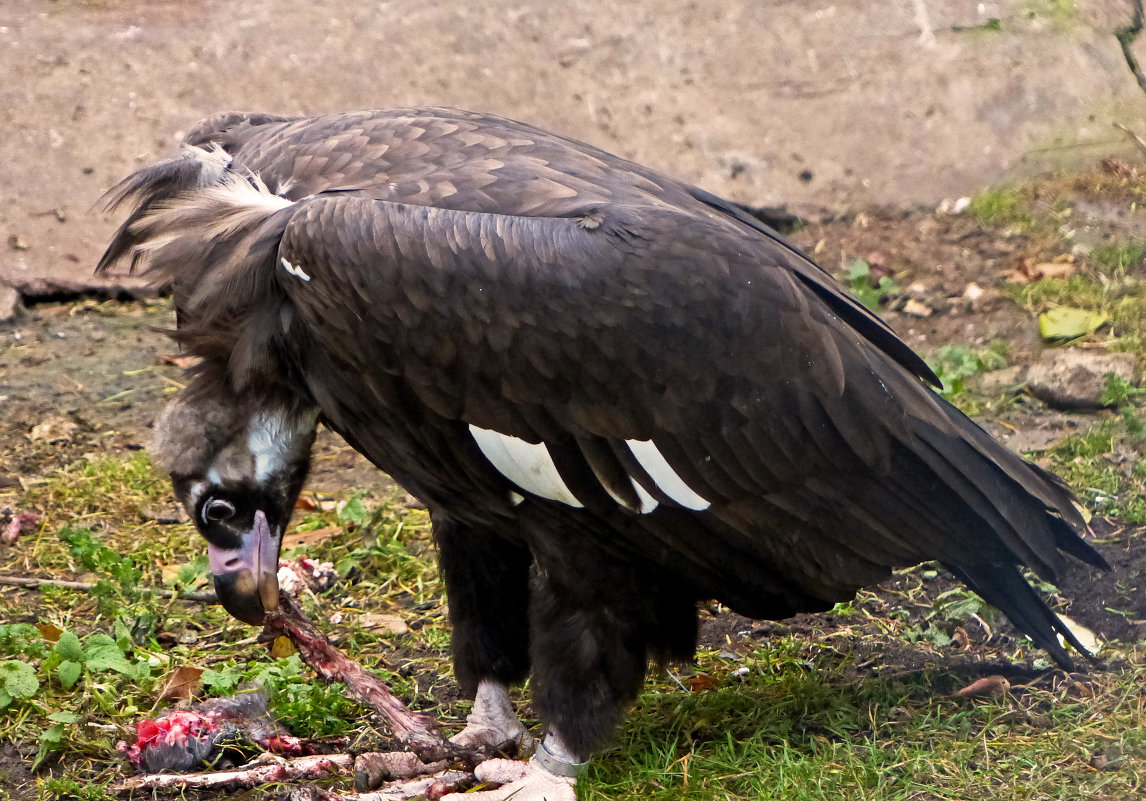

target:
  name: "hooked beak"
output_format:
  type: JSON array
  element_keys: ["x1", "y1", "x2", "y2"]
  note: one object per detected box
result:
[{"x1": 207, "y1": 510, "x2": 280, "y2": 625}]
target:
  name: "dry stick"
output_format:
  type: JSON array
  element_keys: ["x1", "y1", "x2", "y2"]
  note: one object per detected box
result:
[
  {"x1": 0, "y1": 574, "x2": 217, "y2": 602},
  {"x1": 1114, "y1": 122, "x2": 1146, "y2": 159}
]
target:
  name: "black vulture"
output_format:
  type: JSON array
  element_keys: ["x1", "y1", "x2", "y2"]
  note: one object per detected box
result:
[{"x1": 99, "y1": 108, "x2": 1107, "y2": 799}]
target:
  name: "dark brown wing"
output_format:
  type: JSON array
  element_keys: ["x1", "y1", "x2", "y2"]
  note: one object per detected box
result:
[
  {"x1": 193, "y1": 108, "x2": 939, "y2": 386},
  {"x1": 275, "y1": 193, "x2": 1103, "y2": 620}
]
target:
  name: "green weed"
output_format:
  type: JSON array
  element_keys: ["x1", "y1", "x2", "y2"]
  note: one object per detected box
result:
[
  {"x1": 1091, "y1": 239, "x2": 1146, "y2": 277},
  {"x1": 967, "y1": 186, "x2": 1034, "y2": 229},
  {"x1": 926, "y1": 342, "x2": 1009, "y2": 399},
  {"x1": 844, "y1": 260, "x2": 899, "y2": 310}
]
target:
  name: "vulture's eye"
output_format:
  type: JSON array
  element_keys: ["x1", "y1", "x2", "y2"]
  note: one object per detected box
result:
[{"x1": 202, "y1": 498, "x2": 236, "y2": 524}]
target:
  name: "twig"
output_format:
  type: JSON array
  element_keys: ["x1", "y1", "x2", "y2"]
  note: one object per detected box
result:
[
  {"x1": 0, "y1": 574, "x2": 217, "y2": 603},
  {"x1": 1113, "y1": 122, "x2": 1146, "y2": 158},
  {"x1": 115, "y1": 752, "x2": 352, "y2": 792}
]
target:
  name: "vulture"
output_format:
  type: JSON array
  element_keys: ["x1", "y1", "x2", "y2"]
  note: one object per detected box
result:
[{"x1": 100, "y1": 107, "x2": 1107, "y2": 800}]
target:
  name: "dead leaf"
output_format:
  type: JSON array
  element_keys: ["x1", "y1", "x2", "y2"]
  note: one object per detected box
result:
[
  {"x1": 37, "y1": 623, "x2": 63, "y2": 643},
  {"x1": 282, "y1": 526, "x2": 341, "y2": 551},
  {"x1": 952, "y1": 626, "x2": 970, "y2": 651},
  {"x1": 688, "y1": 675, "x2": 718, "y2": 692},
  {"x1": 270, "y1": 636, "x2": 297, "y2": 659},
  {"x1": 1038, "y1": 307, "x2": 1108, "y2": 340},
  {"x1": 955, "y1": 675, "x2": 1010, "y2": 697},
  {"x1": 160, "y1": 666, "x2": 204, "y2": 701},
  {"x1": 359, "y1": 613, "x2": 409, "y2": 635}
]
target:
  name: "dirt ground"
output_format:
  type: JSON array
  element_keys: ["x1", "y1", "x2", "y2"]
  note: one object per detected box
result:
[
  {"x1": 4, "y1": 0, "x2": 1146, "y2": 300},
  {"x1": 3, "y1": 1, "x2": 1146, "y2": 798},
  {"x1": 4, "y1": 160, "x2": 1146, "y2": 798}
]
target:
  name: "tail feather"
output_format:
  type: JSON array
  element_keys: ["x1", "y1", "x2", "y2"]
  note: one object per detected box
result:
[{"x1": 944, "y1": 562, "x2": 1094, "y2": 669}]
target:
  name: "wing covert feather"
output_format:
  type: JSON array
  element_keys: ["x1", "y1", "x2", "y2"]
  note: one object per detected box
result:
[{"x1": 278, "y1": 195, "x2": 891, "y2": 491}]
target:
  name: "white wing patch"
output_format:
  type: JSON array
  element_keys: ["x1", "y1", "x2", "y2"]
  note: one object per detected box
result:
[
  {"x1": 470, "y1": 429, "x2": 709, "y2": 514},
  {"x1": 625, "y1": 439, "x2": 712, "y2": 510},
  {"x1": 280, "y1": 257, "x2": 312, "y2": 282},
  {"x1": 599, "y1": 478, "x2": 660, "y2": 514},
  {"x1": 469, "y1": 426, "x2": 584, "y2": 508}
]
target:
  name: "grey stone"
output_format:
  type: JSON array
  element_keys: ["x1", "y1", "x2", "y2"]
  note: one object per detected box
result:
[
  {"x1": 1025, "y1": 349, "x2": 1138, "y2": 409},
  {"x1": 0, "y1": 284, "x2": 20, "y2": 323},
  {"x1": 973, "y1": 365, "x2": 1029, "y2": 394}
]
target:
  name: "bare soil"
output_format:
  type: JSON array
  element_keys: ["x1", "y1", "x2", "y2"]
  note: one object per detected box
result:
[{"x1": 3, "y1": 166, "x2": 1146, "y2": 797}]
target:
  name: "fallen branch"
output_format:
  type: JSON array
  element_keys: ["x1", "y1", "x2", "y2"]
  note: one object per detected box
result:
[{"x1": 0, "y1": 574, "x2": 217, "y2": 603}]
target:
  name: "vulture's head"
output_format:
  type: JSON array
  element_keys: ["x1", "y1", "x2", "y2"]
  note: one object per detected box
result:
[{"x1": 152, "y1": 393, "x2": 318, "y2": 625}]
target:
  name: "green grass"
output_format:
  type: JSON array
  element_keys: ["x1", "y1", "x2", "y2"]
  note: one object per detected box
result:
[
  {"x1": 1033, "y1": 404, "x2": 1146, "y2": 523},
  {"x1": 1006, "y1": 271, "x2": 1146, "y2": 354},
  {"x1": 1091, "y1": 240, "x2": 1146, "y2": 277},
  {"x1": 584, "y1": 642, "x2": 1145, "y2": 800},
  {"x1": 0, "y1": 451, "x2": 1142, "y2": 799},
  {"x1": 966, "y1": 186, "x2": 1035, "y2": 230}
]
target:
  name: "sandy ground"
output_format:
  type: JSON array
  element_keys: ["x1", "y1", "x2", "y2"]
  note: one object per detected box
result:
[
  {"x1": 2, "y1": 0, "x2": 1146, "y2": 300},
  {"x1": 1, "y1": 4, "x2": 1146, "y2": 798}
]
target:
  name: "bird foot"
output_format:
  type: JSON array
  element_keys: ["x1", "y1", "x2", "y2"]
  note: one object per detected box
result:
[
  {"x1": 448, "y1": 680, "x2": 533, "y2": 755},
  {"x1": 440, "y1": 758, "x2": 576, "y2": 801},
  {"x1": 449, "y1": 719, "x2": 533, "y2": 754}
]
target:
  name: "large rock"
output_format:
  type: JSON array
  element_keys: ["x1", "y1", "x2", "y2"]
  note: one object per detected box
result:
[{"x1": 1025, "y1": 349, "x2": 1139, "y2": 409}]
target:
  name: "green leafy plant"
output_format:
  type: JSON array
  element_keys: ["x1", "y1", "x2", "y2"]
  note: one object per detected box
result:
[
  {"x1": 0, "y1": 660, "x2": 40, "y2": 709},
  {"x1": 926, "y1": 342, "x2": 1009, "y2": 399},
  {"x1": 41, "y1": 631, "x2": 149, "y2": 691},
  {"x1": 845, "y1": 260, "x2": 899, "y2": 309}
]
